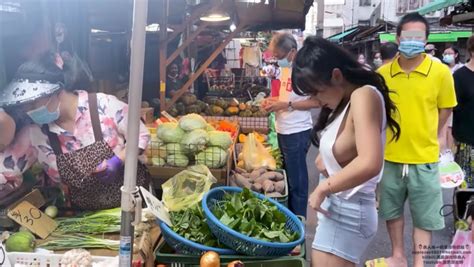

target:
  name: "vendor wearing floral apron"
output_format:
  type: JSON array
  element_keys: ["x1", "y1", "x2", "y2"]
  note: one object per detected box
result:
[{"x1": 0, "y1": 53, "x2": 150, "y2": 210}]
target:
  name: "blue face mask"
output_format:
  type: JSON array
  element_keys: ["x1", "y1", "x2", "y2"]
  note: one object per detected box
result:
[
  {"x1": 27, "y1": 97, "x2": 60, "y2": 125},
  {"x1": 399, "y1": 40, "x2": 425, "y2": 59},
  {"x1": 278, "y1": 58, "x2": 291, "y2": 68}
]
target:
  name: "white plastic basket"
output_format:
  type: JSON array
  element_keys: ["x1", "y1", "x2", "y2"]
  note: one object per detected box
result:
[{"x1": 7, "y1": 251, "x2": 115, "y2": 267}]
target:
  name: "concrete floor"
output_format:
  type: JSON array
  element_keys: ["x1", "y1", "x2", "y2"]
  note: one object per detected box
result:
[{"x1": 303, "y1": 111, "x2": 455, "y2": 267}]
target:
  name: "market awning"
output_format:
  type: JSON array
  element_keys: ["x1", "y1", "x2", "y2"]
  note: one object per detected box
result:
[
  {"x1": 379, "y1": 31, "x2": 472, "y2": 43},
  {"x1": 416, "y1": 0, "x2": 465, "y2": 15},
  {"x1": 328, "y1": 28, "x2": 358, "y2": 42}
]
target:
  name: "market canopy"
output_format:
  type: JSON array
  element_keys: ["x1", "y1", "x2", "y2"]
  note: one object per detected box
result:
[
  {"x1": 379, "y1": 31, "x2": 472, "y2": 43},
  {"x1": 328, "y1": 28, "x2": 359, "y2": 42},
  {"x1": 416, "y1": 0, "x2": 465, "y2": 15}
]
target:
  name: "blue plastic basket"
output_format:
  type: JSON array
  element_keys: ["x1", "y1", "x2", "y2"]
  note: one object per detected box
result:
[
  {"x1": 158, "y1": 219, "x2": 236, "y2": 255},
  {"x1": 201, "y1": 186, "x2": 305, "y2": 256}
]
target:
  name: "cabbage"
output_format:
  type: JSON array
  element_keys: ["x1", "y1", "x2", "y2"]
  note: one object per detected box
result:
[
  {"x1": 178, "y1": 114, "x2": 207, "y2": 131},
  {"x1": 196, "y1": 147, "x2": 228, "y2": 168},
  {"x1": 151, "y1": 157, "x2": 166, "y2": 167},
  {"x1": 166, "y1": 153, "x2": 189, "y2": 167},
  {"x1": 157, "y1": 122, "x2": 185, "y2": 143},
  {"x1": 206, "y1": 124, "x2": 216, "y2": 132},
  {"x1": 165, "y1": 143, "x2": 184, "y2": 155},
  {"x1": 180, "y1": 129, "x2": 209, "y2": 154},
  {"x1": 208, "y1": 131, "x2": 232, "y2": 149}
]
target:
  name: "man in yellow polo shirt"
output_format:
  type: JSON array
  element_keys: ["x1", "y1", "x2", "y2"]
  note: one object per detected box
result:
[{"x1": 373, "y1": 13, "x2": 457, "y2": 267}]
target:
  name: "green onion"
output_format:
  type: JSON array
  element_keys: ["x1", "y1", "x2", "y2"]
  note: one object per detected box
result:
[
  {"x1": 39, "y1": 234, "x2": 120, "y2": 251},
  {"x1": 55, "y1": 208, "x2": 121, "y2": 234}
]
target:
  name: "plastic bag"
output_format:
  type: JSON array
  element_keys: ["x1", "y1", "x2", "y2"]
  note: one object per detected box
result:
[
  {"x1": 161, "y1": 165, "x2": 217, "y2": 212},
  {"x1": 242, "y1": 132, "x2": 276, "y2": 171},
  {"x1": 435, "y1": 229, "x2": 473, "y2": 267}
]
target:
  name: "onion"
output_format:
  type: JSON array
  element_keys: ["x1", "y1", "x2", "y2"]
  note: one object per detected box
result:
[
  {"x1": 200, "y1": 251, "x2": 220, "y2": 267},
  {"x1": 45, "y1": 205, "x2": 58, "y2": 218}
]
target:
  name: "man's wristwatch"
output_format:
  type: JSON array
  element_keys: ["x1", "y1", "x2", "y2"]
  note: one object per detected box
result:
[{"x1": 288, "y1": 101, "x2": 294, "y2": 111}]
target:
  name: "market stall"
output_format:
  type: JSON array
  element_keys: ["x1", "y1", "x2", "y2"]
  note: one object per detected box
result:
[{"x1": 0, "y1": 0, "x2": 314, "y2": 266}]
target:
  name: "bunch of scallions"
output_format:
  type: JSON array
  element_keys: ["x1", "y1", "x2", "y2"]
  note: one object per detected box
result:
[
  {"x1": 39, "y1": 234, "x2": 120, "y2": 251},
  {"x1": 55, "y1": 208, "x2": 121, "y2": 235}
]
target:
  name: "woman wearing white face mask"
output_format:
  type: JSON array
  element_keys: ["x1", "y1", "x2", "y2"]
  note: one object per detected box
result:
[
  {"x1": 443, "y1": 46, "x2": 464, "y2": 73},
  {"x1": 0, "y1": 52, "x2": 151, "y2": 210}
]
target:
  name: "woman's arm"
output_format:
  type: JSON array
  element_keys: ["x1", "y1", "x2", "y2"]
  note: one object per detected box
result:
[
  {"x1": 0, "y1": 109, "x2": 16, "y2": 151},
  {"x1": 0, "y1": 126, "x2": 38, "y2": 193},
  {"x1": 262, "y1": 96, "x2": 321, "y2": 112},
  {"x1": 318, "y1": 87, "x2": 384, "y2": 195},
  {"x1": 106, "y1": 94, "x2": 151, "y2": 160}
]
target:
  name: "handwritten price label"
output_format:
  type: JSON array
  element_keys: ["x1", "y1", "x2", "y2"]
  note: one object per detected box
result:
[{"x1": 7, "y1": 201, "x2": 57, "y2": 239}]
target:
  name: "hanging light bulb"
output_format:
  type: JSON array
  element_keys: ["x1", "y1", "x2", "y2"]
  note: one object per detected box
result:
[
  {"x1": 230, "y1": 23, "x2": 237, "y2": 32},
  {"x1": 200, "y1": 11, "x2": 231, "y2": 22}
]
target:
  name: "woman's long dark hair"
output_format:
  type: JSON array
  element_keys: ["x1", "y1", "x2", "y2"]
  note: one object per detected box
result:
[{"x1": 291, "y1": 37, "x2": 400, "y2": 147}]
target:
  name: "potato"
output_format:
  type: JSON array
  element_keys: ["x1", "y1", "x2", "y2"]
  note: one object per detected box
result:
[
  {"x1": 249, "y1": 170, "x2": 261, "y2": 181},
  {"x1": 262, "y1": 180, "x2": 275, "y2": 193},
  {"x1": 234, "y1": 172, "x2": 252, "y2": 189},
  {"x1": 251, "y1": 182, "x2": 263, "y2": 192},
  {"x1": 268, "y1": 171, "x2": 284, "y2": 181},
  {"x1": 274, "y1": 180, "x2": 285, "y2": 193},
  {"x1": 266, "y1": 192, "x2": 283, "y2": 198}
]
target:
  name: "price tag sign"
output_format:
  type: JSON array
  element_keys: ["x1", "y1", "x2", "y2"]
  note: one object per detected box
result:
[
  {"x1": 7, "y1": 201, "x2": 58, "y2": 239},
  {"x1": 0, "y1": 243, "x2": 12, "y2": 267},
  {"x1": 139, "y1": 186, "x2": 172, "y2": 226}
]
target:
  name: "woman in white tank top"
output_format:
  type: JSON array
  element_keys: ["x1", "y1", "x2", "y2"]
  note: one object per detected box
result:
[{"x1": 292, "y1": 37, "x2": 401, "y2": 266}]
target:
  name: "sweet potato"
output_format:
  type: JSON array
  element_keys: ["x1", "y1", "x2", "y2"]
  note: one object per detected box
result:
[
  {"x1": 274, "y1": 180, "x2": 285, "y2": 193},
  {"x1": 255, "y1": 172, "x2": 277, "y2": 183},
  {"x1": 262, "y1": 180, "x2": 275, "y2": 193},
  {"x1": 229, "y1": 177, "x2": 237, "y2": 187},
  {"x1": 251, "y1": 182, "x2": 263, "y2": 192},
  {"x1": 269, "y1": 171, "x2": 284, "y2": 181},
  {"x1": 235, "y1": 167, "x2": 247, "y2": 174},
  {"x1": 234, "y1": 172, "x2": 252, "y2": 189},
  {"x1": 266, "y1": 192, "x2": 283, "y2": 198}
]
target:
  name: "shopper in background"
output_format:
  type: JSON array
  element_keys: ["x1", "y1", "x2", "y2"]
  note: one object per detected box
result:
[
  {"x1": 166, "y1": 62, "x2": 184, "y2": 98},
  {"x1": 293, "y1": 36, "x2": 400, "y2": 267},
  {"x1": 453, "y1": 35, "x2": 474, "y2": 188},
  {"x1": 357, "y1": 53, "x2": 372, "y2": 70},
  {"x1": 368, "y1": 13, "x2": 457, "y2": 267},
  {"x1": 380, "y1": 42, "x2": 399, "y2": 66},
  {"x1": 443, "y1": 46, "x2": 464, "y2": 73},
  {"x1": 0, "y1": 52, "x2": 150, "y2": 210},
  {"x1": 373, "y1": 52, "x2": 383, "y2": 68},
  {"x1": 439, "y1": 46, "x2": 463, "y2": 162},
  {"x1": 261, "y1": 32, "x2": 320, "y2": 217},
  {"x1": 425, "y1": 43, "x2": 441, "y2": 62}
]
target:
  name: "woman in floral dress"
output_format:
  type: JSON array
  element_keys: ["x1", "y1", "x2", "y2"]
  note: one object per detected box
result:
[{"x1": 0, "y1": 52, "x2": 150, "y2": 209}]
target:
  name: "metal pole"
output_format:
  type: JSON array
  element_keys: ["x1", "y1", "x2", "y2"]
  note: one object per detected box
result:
[
  {"x1": 316, "y1": 0, "x2": 325, "y2": 37},
  {"x1": 119, "y1": 0, "x2": 148, "y2": 266}
]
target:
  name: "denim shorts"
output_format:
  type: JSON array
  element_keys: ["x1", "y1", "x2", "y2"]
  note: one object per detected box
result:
[{"x1": 312, "y1": 179, "x2": 378, "y2": 264}]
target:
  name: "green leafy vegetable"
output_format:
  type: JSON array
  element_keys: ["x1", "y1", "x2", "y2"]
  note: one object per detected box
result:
[
  {"x1": 212, "y1": 188, "x2": 298, "y2": 243},
  {"x1": 55, "y1": 208, "x2": 121, "y2": 234},
  {"x1": 170, "y1": 204, "x2": 225, "y2": 248}
]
